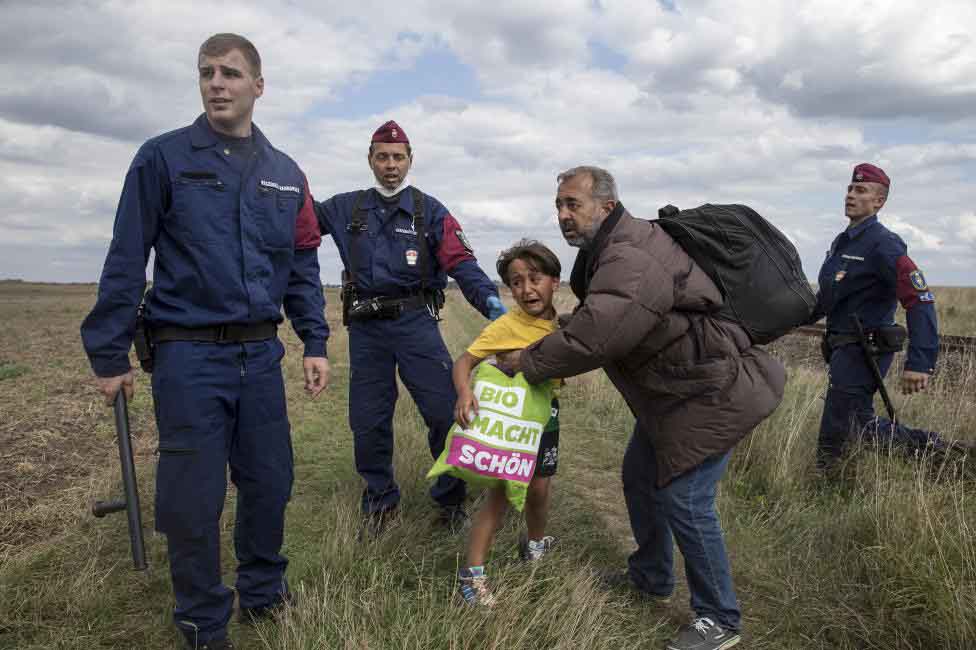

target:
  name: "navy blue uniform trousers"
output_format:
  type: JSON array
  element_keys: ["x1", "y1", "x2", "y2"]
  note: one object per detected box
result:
[
  {"x1": 152, "y1": 339, "x2": 292, "y2": 645},
  {"x1": 818, "y1": 343, "x2": 941, "y2": 467},
  {"x1": 348, "y1": 308, "x2": 465, "y2": 513}
]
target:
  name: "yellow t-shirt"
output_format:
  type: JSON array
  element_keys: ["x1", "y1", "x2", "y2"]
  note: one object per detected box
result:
[{"x1": 466, "y1": 308, "x2": 560, "y2": 392}]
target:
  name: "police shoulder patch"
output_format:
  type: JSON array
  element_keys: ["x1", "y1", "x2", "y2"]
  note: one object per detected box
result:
[
  {"x1": 909, "y1": 269, "x2": 928, "y2": 291},
  {"x1": 456, "y1": 229, "x2": 473, "y2": 253}
]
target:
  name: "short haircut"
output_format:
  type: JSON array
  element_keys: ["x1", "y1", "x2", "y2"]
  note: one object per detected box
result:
[
  {"x1": 556, "y1": 165, "x2": 618, "y2": 202},
  {"x1": 199, "y1": 33, "x2": 261, "y2": 77},
  {"x1": 496, "y1": 239, "x2": 561, "y2": 286}
]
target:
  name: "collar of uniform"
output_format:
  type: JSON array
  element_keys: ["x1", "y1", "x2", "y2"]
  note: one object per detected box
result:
[
  {"x1": 362, "y1": 187, "x2": 418, "y2": 215},
  {"x1": 189, "y1": 113, "x2": 271, "y2": 153},
  {"x1": 846, "y1": 214, "x2": 879, "y2": 240}
]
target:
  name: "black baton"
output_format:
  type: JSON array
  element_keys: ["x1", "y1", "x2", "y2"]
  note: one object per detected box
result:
[
  {"x1": 92, "y1": 391, "x2": 148, "y2": 571},
  {"x1": 852, "y1": 314, "x2": 898, "y2": 425}
]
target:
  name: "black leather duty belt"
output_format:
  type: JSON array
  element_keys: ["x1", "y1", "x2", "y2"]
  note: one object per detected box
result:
[
  {"x1": 826, "y1": 333, "x2": 860, "y2": 349},
  {"x1": 151, "y1": 321, "x2": 277, "y2": 344}
]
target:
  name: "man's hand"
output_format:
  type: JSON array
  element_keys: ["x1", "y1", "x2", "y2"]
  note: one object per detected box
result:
[
  {"x1": 303, "y1": 356, "x2": 330, "y2": 398},
  {"x1": 495, "y1": 350, "x2": 522, "y2": 376},
  {"x1": 900, "y1": 369, "x2": 930, "y2": 395},
  {"x1": 454, "y1": 390, "x2": 479, "y2": 429},
  {"x1": 94, "y1": 370, "x2": 135, "y2": 406}
]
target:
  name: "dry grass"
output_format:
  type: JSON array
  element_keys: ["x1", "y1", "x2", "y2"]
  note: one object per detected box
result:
[{"x1": 1, "y1": 281, "x2": 975, "y2": 649}]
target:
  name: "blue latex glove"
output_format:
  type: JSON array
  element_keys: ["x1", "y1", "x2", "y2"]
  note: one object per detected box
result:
[{"x1": 486, "y1": 295, "x2": 507, "y2": 321}]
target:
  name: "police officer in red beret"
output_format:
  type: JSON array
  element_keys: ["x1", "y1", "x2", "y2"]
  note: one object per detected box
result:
[
  {"x1": 811, "y1": 163, "x2": 970, "y2": 470},
  {"x1": 316, "y1": 121, "x2": 505, "y2": 533}
]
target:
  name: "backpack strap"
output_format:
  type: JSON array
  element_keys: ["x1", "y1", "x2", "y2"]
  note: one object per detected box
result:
[
  {"x1": 344, "y1": 190, "x2": 369, "y2": 287},
  {"x1": 411, "y1": 187, "x2": 429, "y2": 295}
]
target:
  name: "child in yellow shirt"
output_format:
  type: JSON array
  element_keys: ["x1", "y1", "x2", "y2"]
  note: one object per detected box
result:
[{"x1": 452, "y1": 239, "x2": 562, "y2": 606}]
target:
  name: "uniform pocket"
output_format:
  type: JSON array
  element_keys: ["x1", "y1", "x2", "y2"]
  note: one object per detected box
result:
[
  {"x1": 171, "y1": 175, "x2": 233, "y2": 242},
  {"x1": 154, "y1": 442, "x2": 202, "y2": 536},
  {"x1": 257, "y1": 188, "x2": 298, "y2": 249}
]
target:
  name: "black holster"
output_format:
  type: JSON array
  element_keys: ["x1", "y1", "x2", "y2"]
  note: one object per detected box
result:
[
  {"x1": 873, "y1": 324, "x2": 907, "y2": 354},
  {"x1": 133, "y1": 306, "x2": 154, "y2": 373},
  {"x1": 341, "y1": 270, "x2": 356, "y2": 327}
]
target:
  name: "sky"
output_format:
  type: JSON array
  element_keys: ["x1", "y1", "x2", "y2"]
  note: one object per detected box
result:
[{"x1": 1, "y1": 0, "x2": 974, "y2": 286}]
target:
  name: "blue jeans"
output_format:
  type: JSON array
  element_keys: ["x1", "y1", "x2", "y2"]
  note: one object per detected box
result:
[{"x1": 621, "y1": 426, "x2": 740, "y2": 631}]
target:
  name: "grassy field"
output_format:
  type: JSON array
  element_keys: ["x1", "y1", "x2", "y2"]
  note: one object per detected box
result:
[{"x1": 1, "y1": 281, "x2": 975, "y2": 649}]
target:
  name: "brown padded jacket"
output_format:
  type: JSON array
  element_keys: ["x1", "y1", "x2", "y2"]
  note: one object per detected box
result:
[{"x1": 521, "y1": 204, "x2": 786, "y2": 487}]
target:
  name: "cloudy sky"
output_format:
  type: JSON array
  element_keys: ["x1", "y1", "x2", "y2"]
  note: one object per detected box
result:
[{"x1": 1, "y1": 0, "x2": 974, "y2": 286}]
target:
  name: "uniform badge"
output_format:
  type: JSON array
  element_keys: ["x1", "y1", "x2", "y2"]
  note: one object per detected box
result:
[
  {"x1": 910, "y1": 269, "x2": 928, "y2": 291},
  {"x1": 455, "y1": 229, "x2": 473, "y2": 253},
  {"x1": 835, "y1": 270, "x2": 846, "y2": 282},
  {"x1": 405, "y1": 249, "x2": 418, "y2": 266}
]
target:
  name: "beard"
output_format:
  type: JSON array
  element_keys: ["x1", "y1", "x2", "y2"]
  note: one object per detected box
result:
[{"x1": 561, "y1": 223, "x2": 596, "y2": 249}]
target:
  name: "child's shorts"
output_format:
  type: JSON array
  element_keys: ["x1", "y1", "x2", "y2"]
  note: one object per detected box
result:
[{"x1": 535, "y1": 398, "x2": 559, "y2": 478}]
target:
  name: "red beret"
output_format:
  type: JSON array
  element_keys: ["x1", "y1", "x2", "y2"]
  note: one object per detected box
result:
[
  {"x1": 852, "y1": 163, "x2": 890, "y2": 188},
  {"x1": 371, "y1": 120, "x2": 409, "y2": 144}
]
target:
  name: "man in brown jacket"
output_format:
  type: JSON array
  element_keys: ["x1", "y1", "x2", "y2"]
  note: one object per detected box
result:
[{"x1": 504, "y1": 166, "x2": 785, "y2": 650}]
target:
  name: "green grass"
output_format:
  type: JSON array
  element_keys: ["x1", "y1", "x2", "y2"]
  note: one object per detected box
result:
[
  {"x1": 0, "y1": 362, "x2": 27, "y2": 381},
  {"x1": 1, "y1": 285, "x2": 975, "y2": 649}
]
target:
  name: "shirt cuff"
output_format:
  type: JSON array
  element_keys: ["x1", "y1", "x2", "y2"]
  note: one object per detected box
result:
[
  {"x1": 303, "y1": 338, "x2": 327, "y2": 358},
  {"x1": 91, "y1": 356, "x2": 133, "y2": 378}
]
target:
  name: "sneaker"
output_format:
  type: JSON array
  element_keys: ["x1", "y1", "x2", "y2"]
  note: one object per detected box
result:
[
  {"x1": 594, "y1": 569, "x2": 672, "y2": 604},
  {"x1": 458, "y1": 567, "x2": 496, "y2": 608},
  {"x1": 357, "y1": 507, "x2": 399, "y2": 540},
  {"x1": 518, "y1": 533, "x2": 557, "y2": 561},
  {"x1": 666, "y1": 617, "x2": 741, "y2": 650},
  {"x1": 438, "y1": 505, "x2": 470, "y2": 533}
]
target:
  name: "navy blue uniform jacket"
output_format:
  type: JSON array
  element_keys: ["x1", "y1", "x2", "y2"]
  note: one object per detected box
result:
[
  {"x1": 316, "y1": 187, "x2": 497, "y2": 315},
  {"x1": 813, "y1": 215, "x2": 937, "y2": 373},
  {"x1": 82, "y1": 114, "x2": 329, "y2": 377}
]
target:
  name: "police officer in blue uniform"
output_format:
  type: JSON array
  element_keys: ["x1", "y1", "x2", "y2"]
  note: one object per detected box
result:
[
  {"x1": 81, "y1": 34, "x2": 329, "y2": 650},
  {"x1": 812, "y1": 163, "x2": 966, "y2": 470},
  {"x1": 316, "y1": 121, "x2": 505, "y2": 532}
]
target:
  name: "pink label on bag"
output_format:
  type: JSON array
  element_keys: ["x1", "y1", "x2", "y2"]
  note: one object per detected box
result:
[{"x1": 446, "y1": 434, "x2": 536, "y2": 484}]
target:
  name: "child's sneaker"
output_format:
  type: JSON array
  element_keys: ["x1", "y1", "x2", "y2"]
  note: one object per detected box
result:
[
  {"x1": 518, "y1": 533, "x2": 557, "y2": 561},
  {"x1": 458, "y1": 566, "x2": 496, "y2": 607}
]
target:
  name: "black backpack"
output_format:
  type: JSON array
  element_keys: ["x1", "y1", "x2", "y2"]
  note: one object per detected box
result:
[{"x1": 655, "y1": 203, "x2": 815, "y2": 344}]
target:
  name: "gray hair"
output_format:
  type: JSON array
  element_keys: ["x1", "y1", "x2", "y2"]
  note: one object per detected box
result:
[{"x1": 556, "y1": 166, "x2": 618, "y2": 202}]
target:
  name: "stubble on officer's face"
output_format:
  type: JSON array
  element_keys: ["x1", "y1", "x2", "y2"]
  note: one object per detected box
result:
[{"x1": 369, "y1": 143, "x2": 412, "y2": 190}]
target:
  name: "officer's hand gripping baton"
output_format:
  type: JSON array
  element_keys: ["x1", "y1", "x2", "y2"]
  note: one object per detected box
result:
[
  {"x1": 92, "y1": 391, "x2": 148, "y2": 571},
  {"x1": 852, "y1": 314, "x2": 898, "y2": 425}
]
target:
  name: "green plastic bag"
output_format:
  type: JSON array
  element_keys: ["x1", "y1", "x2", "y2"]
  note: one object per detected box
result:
[{"x1": 427, "y1": 363, "x2": 554, "y2": 511}]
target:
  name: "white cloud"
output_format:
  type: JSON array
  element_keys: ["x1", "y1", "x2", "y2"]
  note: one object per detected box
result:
[
  {"x1": 954, "y1": 214, "x2": 976, "y2": 244},
  {"x1": 0, "y1": 0, "x2": 974, "y2": 286}
]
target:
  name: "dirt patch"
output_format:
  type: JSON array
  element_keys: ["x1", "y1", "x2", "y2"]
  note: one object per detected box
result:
[{"x1": 0, "y1": 283, "x2": 157, "y2": 552}]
